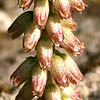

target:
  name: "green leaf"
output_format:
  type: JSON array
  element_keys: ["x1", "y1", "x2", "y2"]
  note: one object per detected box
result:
[{"x1": 8, "y1": 11, "x2": 34, "y2": 39}]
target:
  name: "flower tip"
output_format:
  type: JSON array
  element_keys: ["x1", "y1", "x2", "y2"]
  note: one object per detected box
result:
[{"x1": 18, "y1": 0, "x2": 33, "y2": 10}]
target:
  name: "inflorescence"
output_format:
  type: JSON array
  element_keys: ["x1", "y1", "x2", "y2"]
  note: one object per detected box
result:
[{"x1": 8, "y1": 0, "x2": 87, "y2": 100}]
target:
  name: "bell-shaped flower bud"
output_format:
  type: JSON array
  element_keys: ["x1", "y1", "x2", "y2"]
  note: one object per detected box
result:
[
  {"x1": 62, "y1": 55, "x2": 83, "y2": 84},
  {"x1": 18, "y1": 0, "x2": 34, "y2": 10},
  {"x1": 61, "y1": 17, "x2": 77, "y2": 31},
  {"x1": 15, "y1": 79, "x2": 34, "y2": 100},
  {"x1": 53, "y1": 0, "x2": 71, "y2": 19},
  {"x1": 46, "y1": 14, "x2": 64, "y2": 46},
  {"x1": 36, "y1": 33, "x2": 53, "y2": 70},
  {"x1": 10, "y1": 57, "x2": 35, "y2": 87},
  {"x1": 61, "y1": 85, "x2": 82, "y2": 100},
  {"x1": 34, "y1": 0, "x2": 49, "y2": 28},
  {"x1": 32, "y1": 64, "x2": 47, "y2": 97},
  {"x1": 8, "y1": 11, "x2": 33, "y2": 39},
  {"x1": 50, "y1": 54, "x2": 69, "y2": 87},
  {"x1": 23, "y1": 26, "x2": 41, "y2": 52},
  {"x1": 44, "y1": 80, "x2": 61, "y2": 100},
  {"x1": 61, "y1": 27, "x2": 84, "y2": 56},
  {"x1": 69, "y1": 0, "x2": 87, "y2": 13}
]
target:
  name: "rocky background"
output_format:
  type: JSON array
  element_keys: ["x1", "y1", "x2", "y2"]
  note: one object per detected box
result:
[{"x1": 0, "y1": 0, "x2": 100, "y2": 100}]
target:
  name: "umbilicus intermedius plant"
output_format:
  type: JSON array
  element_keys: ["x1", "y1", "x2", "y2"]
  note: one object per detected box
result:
[{"x1": 8, "y1": 0, "x2": 87, "y2": 100}]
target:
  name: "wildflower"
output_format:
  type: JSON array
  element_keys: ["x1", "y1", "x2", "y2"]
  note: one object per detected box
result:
[
  {"x1": 53, "y1": 0, "x2": 71, "y2": 19},
  {"x1": 18, "y1": 0, "x2": 34, "y2": 10},
  {"x1": 69, "y1": 0, "x2": 87, "y2": 13},
  {"x1": 10, "y1": 57, "x2": 35, "y2": 87},
  {"x1": 61, "y1": 27, "x2": 84, "y2": 56},
  {"x1": 32, "y1": 64, "x2": 47, "y2": 97},
  {"x1": 23, "y1": 26, "x2": 41, "y2": 52},
  {"x1": 46, "y1": 14, "x2": 64, "y2": 46},
  {"x1": 8, "y1": 11, "x2": 33, "y2": 39},
  {"x1": 36, "y1": 33, "x2": 53, "y2": 70},
  {"x1": 34, "y1": 0, "x2": 49, "y2": 28},
  {"x1": 62, "y1": 55, "x2": 83, "y2": 84},
  {"x1": 61, "y1": 85, "x2": 82, "y2": 100},
  {"x1": 44, "y1": 79, "x2": 61, "y2": 100},
  {"x1": 50, "y1": 54, "x2": 69, "y2": 86},
  {"x1": 8, "y1": 0, "x2": 87, "y2": 99}
]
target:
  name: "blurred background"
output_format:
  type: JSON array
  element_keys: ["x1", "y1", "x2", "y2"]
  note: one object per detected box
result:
[{"x1": 0, "y1": 0, "x2": 100, "y2": 100}]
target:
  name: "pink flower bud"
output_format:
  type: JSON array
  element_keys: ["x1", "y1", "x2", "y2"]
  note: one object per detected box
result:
[
  {"x1": 63, "y1": 55, "x2": 83, "y2": 84},
  {"x1": 50, "y1": 54, "x2": 69, "y2": 87},
  {"x1": 23, "y1": 26, "x2": 41, "y2": 52},
  {"x1": 36, "y1": 35, "x2": 53, "y2": 70},
  {"x1": 32, "y1": 65, "x2": 47, "y2": 97},
  {"x1": 61, "y1": 27, "x2": 84, "y2": 56},
  {"x1": 44, "y1": 81, "x2": 61, "y2": 100},
  {"x1": 53, "y1": 0, "x2": 71, "y2": 19},
  {"x1": 46, "y1": 14, "x2": 64, "y2": 46},
  {"x1": 15, "y1": 79, "x2": 34, "y2": 100},
  {"x1": 8, "y1": 11, "x2": 33, "y2": 39},
  {"x1": 10, "y1": 57, "x2": 35, "y2": 87},
  {"x1": 34, "y1": 0, "x2": 49, "y2": 28},
  {"x1": 69, "y1": 0, "x2": 87, "y2": 13},
  {"x1": 61, "y1": 85, "x2": 82, "y2": 100},
  {"x1": 61, "y1": 17, "x2": 77, "y2": 31},
  {"x1": 18, "y1": 0, "x2": 34, "y2": 10}
]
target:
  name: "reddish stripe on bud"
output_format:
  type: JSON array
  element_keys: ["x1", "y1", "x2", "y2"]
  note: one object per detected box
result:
[
  {"x1": 53, "y1": 0, "x2": 71, "y2": 19},
  {"x1": 34, "y1": 0, "x2": 49, "y2": 28},
  {"x1": 69, "y1": 0, "x2": 87, "y2": 13},
  {"x1": 61, "y1": 27, "x2": 84, "y2": 56},
  {"x1": 50, "y1": 54, "x2": 69, "y2": 87},
  {"x1": 46, "y1": 14, "x2": 64, "y2": 46},
  {"x1": 36, "y1": 35, "x2": 53, "y2": 70},
  {"x1": 32, "y1": 65, "x2": 47, "y2": 97},
  {"x1": 18, "y1": 0, "x2": 34, "y2": 10},
  {"x1": 23, "y1": 26, "x2": 41, "y2": 52},
  {"x1": 63, "y1": 55, "x2": 83, "y2": 84}
]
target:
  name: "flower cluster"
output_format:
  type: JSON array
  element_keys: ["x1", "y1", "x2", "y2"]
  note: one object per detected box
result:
[{"x1": 8, "y1": 0, "x2": 87, "y2": 100}]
